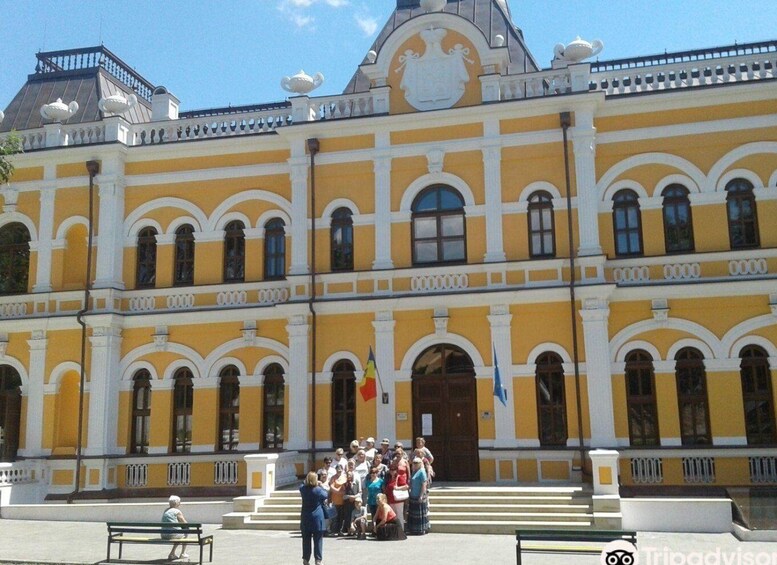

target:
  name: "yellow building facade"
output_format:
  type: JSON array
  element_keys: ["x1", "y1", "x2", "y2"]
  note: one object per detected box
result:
[{"x1": 1, "y1": 0, "x2": 777, "y2": 498}]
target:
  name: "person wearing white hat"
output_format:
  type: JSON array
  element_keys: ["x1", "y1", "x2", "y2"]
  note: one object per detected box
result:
[{"x1": 364, "y1": 437, "x2": 376, "y2": 463}]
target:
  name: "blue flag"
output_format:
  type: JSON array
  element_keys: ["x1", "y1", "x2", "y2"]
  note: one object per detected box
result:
[{"x1": 493, "y1": 345, "x2": 507, "y2": 406}]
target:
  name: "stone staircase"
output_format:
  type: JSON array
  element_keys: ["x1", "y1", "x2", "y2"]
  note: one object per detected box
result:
[{"x1": 223, "y1": 485, "x2": 596, "y2": 535}]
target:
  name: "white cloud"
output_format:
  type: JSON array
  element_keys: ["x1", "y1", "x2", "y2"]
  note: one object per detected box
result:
[
  {"x1": 277, "y1": 0, "x2": 349, "y2": 30},
  {"x1": 354, "y1": 14, "x2": 378, "y2": 37}
]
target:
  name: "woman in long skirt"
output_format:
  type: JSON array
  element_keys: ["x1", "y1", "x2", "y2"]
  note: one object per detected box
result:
[{"x1": 406, "y1": 457, "x2": 429, "y2": 535}]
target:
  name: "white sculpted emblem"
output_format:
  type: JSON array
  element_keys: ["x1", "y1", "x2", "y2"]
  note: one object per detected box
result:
[{"x1": 395, "y1": 27, "x2": 473, "y2": 111}]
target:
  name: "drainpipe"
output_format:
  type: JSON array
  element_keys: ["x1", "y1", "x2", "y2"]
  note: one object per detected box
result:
[
  {"x1": 306, "y1": 138, "x2": 320, "y2": 469},
  {"x1": 559, "y1": 113, "x2": 587, "y2": 477},
  {"x1": 70, "y1": 160, "x2": 99, "y2": 502}
]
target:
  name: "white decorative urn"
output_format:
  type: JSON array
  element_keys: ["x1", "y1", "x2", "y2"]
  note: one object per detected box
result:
[
  {"x1": 0, "y1": 110, "x2": 4, "y2": 124},
  {"x1": 554, "y1": 36, "x2": 604, "y2": 63},
  {"x1": 420, "y1": 0, "x2": 447, "y2": 11},
  {"x1": 40, "y1": 98, "x2": 79, "y2": 122},
  {"x1": 281, "y1": 70, "x2": 324, "y2": 95},
  {"x1": 98, "y1": 92, "x2": 137, "y2": 115}
]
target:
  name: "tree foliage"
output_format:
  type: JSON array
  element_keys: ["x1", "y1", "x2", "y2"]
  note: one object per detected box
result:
[{"x1": 0, "y1": 134, "x2": 23, "y2": 184}]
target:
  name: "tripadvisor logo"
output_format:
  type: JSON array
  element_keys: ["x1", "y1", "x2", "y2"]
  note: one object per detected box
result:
[{"x1": 601, "y1": 540, "x2": 638, "y2": 565}]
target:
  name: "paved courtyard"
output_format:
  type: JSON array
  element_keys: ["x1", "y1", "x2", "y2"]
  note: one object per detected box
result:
[{"x1": 1, "y1": 520, "x2": 777, "y2": 565}]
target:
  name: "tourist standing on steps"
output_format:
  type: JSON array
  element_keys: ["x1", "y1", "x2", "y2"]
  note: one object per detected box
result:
[
  {"x1": 299, "y1": 471, "x2": 328, "y2": 565},
  {"x1": 407, "y1": 457, "x2": 430, "y2": 535},
  {"x1": 161, "y1": 495, "x2": 188, "y2": 562}
]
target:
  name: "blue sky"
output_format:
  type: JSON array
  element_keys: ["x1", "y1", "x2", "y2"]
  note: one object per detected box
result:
[{"x1": 2, "y1": 0, "x2": 777, "y2": 113}]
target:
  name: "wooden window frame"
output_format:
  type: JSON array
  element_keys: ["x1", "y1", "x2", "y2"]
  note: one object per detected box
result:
[
  {"x1": 135, "y1": 227, "x2": 158, "y2": 289},
  {"x1": 173, "y1": 224, "x2": 195, "y2": 287},
  {"x1": 218, "y1": 365, "x2": 240, "y2": 452},
  {"x1": 411, "y1": 185, "x2": 467, "y2": 266},
  {"x1": 223, "y1": 220, "x2": 245, "y2": 283},
  {"x1": 130, "y1": 369, "x2": 151, "y2": 454},
  {"x1": 662, "y1": 184, "x2": 695, "y2": 254},
  {"x1": 330, "y1": 208, "x2": 354, "y2": 272},
  {"x1": 171, "y1": 368, "x2": 194, "y2": 453},
  {"x1": 726, "y1": 178, "x2": 760, "y2": 250},
  {"x1": 0, "y1": 223, "x2": 31, "y2": 295},
  {"x1": 527, "y1": 191, "x2": 556, "y2": 258},
  {"x1": 262, "y1": 364, "x2": 285, "y2": 450},
  {"x1": 740, "y1": 345, "x2": 776, "y2": 445},
  {"x1": 535, "y1": 352, "x2": 567, "y2": 446},
  {"x1": 612, "y1": 189, "x2": 644, "y2": 257},
  {"x1": 264, "y1": 219, "x2": 286, "y2": 281},
  {"x1": 332, "y1": 360, "x2": 356, "y2": 448},
  {"x1": 625, "y1": 350, "x2": 660, "y2": 446},
  {"x1": 674, "y1": 348, "x2": 711, "y2": 446}
]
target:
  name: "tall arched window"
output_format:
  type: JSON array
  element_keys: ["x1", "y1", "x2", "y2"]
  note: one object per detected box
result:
[
  {"x1": 411, "y1": 185, "x2": 466, "y2": 265},
  {"x1": 173, "y1": 224, "x2": 195, "y2": 286},
  {"x1": 331, "y1": 208, "x2": 354, "y2": 272},
  {"x1": 0, "y1": 223, "x2": 30, "y2": 295},
  {"x1": 675, "y1": 348, "x2": 710, "y2": 445},
  {"x1": 662, "y1": 184, "x2": 694, "y2": 254},
  {"x1": 528, "y1": 191, "x2": 555, "y2": 258},
  {"x1": 135, "y1": 227, "x2": 157, "y2": 288},
  {"x1": 171, "y1": 368, "x2": 193, "y2": 453},
  {"x1": 726, "y1": 178, "x2": 760, "y2": 249},
  {"x1": 223, "y1": 220, "x2": 245, "y2": 282},
  {"x1": 535, "y1": 352, "x2": 567, "y2": 446},
  {"x1": 0, "y1": 365, "x2": 22, "y2": 462},
  {"x1": 130, "y1": 369, "x2": 151, "y2": 454},
  {"x1": 612, "y1": 189, "x2": 643, "y2": 257},
  {"x1": 740, "y1": 345, "x2": 775, "y2": 445},
  {"x1": 625, "y1": 350, "x2": 659, "y2": 446},
  {"x1": 332, "y1": 360, "x2": 356, "y2": 447},
  {"x1": 263, "y1": 363, "x2": 285, "y2": 450},
  {"x1": 264, "y1": 219, "x2": 286, "y2": 280},
  {"x1": 218, "y1": 365, "x2": 240, "y2": 451}
]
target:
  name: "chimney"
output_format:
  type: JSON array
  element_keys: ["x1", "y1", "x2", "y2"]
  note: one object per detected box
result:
[{"x1": 151, "y1": 86, "x2": 179, "y2": 121}]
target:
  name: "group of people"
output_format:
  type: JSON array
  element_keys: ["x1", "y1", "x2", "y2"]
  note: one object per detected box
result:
[{"x1": 299, "y1": 436, "x2": 434, "y2": 565}]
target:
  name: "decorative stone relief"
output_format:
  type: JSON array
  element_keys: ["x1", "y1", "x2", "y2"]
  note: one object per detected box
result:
[
  {"x1": 0, "y1": 332, "x2": 7, "y2": 357},
  {"x1": 1, "y1": 186, "x2": 18, "y2": 212},
  {"x1": 770, "y1": 294, "x2": 777, "y2": 317},
  {"x1": 651, "y1": 298, "x2": 669, "y2": 321},
  {"x1": 433, "y1": 306, "x2": 449, "y2": 337},
  {"x1": 396, "y1": 27, "x2": 473, "y2": 111},
  {"x1": 153, "y1": 326, "x2": 169, "y2": 352},
  {"x1": 426, "y1": 148, "x2": 445, "y2": 174},
  {"x1": 242, "y1": 320, "x2": 257, "y2": 345}
]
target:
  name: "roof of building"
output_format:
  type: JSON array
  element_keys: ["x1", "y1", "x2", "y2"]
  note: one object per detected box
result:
[
  {"x1": 0, "y1": 46, "x2": 153, "y2": 133},
  {"x1": 343, "y1": 0, "x2": 540, "y2": 94}
]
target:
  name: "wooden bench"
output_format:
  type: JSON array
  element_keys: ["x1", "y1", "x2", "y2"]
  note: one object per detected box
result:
[
  {"x1": 106, "y1": 521, "x2": 214, "y2": 565},
  {"x1": 516, "y1": 529, "x2": 637, "y2": 565}
]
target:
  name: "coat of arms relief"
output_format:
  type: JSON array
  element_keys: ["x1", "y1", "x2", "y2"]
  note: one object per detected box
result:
[{"x1": 395, "y1": 27, "x2": 474, "y2": 111}]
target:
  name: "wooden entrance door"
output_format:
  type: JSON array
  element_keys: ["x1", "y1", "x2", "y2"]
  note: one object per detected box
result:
[
  {"x1": 0, "y1": 366, "x2": 21, "y2": 462},
  {"x1": 412, "y1": 344, "x2": 479, "y2": 482}
]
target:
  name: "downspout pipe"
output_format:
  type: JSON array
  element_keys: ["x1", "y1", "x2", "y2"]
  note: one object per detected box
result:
[
  {"x1": 560, "y1": 113, "x2": 587, "y2": 476},
  {"x1": 70, "y1": 160, "x2": 99, "y2": 503},
  {"x1": 306, "y1": 138, "x2": 320, "y2": 469}
]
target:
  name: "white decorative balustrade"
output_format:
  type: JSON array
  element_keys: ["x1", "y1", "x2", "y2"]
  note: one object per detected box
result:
[
  {"x1": 312, "y1": 92, "x2": 375, "y2": 120},
  {"x1": 257, "y1": 287, "x2": 289, "y2": 305},
  {"x1": 682, "y1": 456, "x2": 716, "y2": 484},
  {"x1": 0, "y1": 302, "x2": 28, "y2": 318},
  {"x1": 214, "y1": 460, "x2": 239, "y2": 485},
  {"x1": 0, "y1": 462, "x2": 36, "y2": 485},
  {"x1": 749, "y1": 456, "x2": 777, "y2": 483},
  {"x1": 613, "y1": 266, "x2": 650, "y2": 283},
  {"x1": 411, "y1": 273, "x2": 469, "y2": 292},
  {"x1": 729, "y1": 258, "x2": 768, "y2": 276},
  {"x1": 167, "y1": 462, "x2": 191, "y2": 486},
  {"x1": 499, "y1": 68, "x2": 574, "y2": 101},
  {"x1": 663, "y1": 262, "x2": 701, "y2": 280},
  {"x1": 62, "y1": 123, "x2": 106, "y2": 145},
  {"x1": 217, "y1": 289, "x2": 247, "y2": 306},
  {"x1": 167, "y1": 293, "x2": 195, "y2": 309},
  {"x1": 129, "y1": 296, "x2": 156, "y2": 312},
  {"x1": 125, "y1": 463, "x2": 148, "y2": 487},
  {"x1": 630, "y1": 457, "x2": 663, "y2": 484}
]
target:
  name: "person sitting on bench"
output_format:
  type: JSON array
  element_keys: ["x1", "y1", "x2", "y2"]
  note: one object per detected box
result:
[{"x1": 161, "y1": 495, "x2": 188, "y2": 561}]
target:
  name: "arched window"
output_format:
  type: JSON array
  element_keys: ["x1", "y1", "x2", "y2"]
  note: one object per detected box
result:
[
  {"x1": 0, "y1": 223, "x2": 30, "y2": 295},
  {"x1": 0, "y1": 365, "x2": 22, "y2": 462},
  {"x1": 726, "y1": 178, "x2": 760, "y2": 249},
  {"x1": 130, "y1": 369, "x2": 151, "y2": 454},
  {"x1": 740, "y1": 345, "x2": 775, "y2": 445},
  {"x1": 535, "y1": 352, "x2": 567, "y2": 446},
  {"x1": 662, "y1": 184, "x2": 694, "y2": 254},
  {"x1": 332, "y1": 360, "x2": 356, "y2": 448},
  {"x1": 135, "y1": 227, "x2": 157, "y2": 288},
  {"x1": 625, "y1": 350, "x2": 659, "y2": 446},
  {"x1": 218, "y1": 365, "x2": 240, "y2": 451},
  {"x1": 263, "y1": 363, "x2": 285, "y2": 450},
  {"x1": 171, "y1": 368, "x2": 193, "y2": 453},
  {"x1": 612, "y1": 189, "x2": 643, "y2": 257},
  {"x1": 223, "y1": 220, "x2": 245, "y2": 282},
  {"x1": 675, "y1": 348, "x2": 710, "y2": 445},
  {"x1": 528, "y1": 191, "x2": 555, "y2": 258},
  {"x1": 330, "y1": 208, "x2": 354, "y2": 272},
  {"x1": 264, "y1": 219, "x2": 286, "y2": 280},
  {"x1": 174, "y1": 224, "x2": 195, "y2": 286},
  {"x1": 411, "y1": 185, "x2": 466, "y2": 265}
]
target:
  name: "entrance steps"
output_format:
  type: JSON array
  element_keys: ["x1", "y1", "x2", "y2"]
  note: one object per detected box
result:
[{"x1": 222, "y1": 484, "x2": 595, "y2": 535}]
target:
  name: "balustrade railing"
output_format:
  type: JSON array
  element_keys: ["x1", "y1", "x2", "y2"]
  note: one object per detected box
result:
[
  {"x1": 682, "y1": 456, "x2": 716, "y2": 484},
  {"x1": 125, "y1": 463, "x2": 148, "y2": 487},
  {"x1": 0, "y1": 462, "x2": 36, "y2": 485},
  {"x1": 500, "y1": 68, "x2": 573, "y2": 101},
  {"x1": 214, "y1": 460, "x2": 239, "y2": 485},
  {"x1": 750, "y1": 456, "x2": 777, "y2": 483},
  {"x1": 630, "y1": 457, "x2": 663, "y2": 484},
  {"x1": 167, "y1": 462, "x2": 191, "y2": 486}
]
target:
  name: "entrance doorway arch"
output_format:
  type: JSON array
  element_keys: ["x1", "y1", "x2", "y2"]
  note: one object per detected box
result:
[
  {"x1": 412, "y1": 344, "x2": 479, "y2": 481},
  {"x1": 0, "y1": 365, "x2": 21, "y2": 461}
]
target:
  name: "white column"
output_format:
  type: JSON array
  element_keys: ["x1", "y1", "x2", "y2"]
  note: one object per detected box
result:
[
  {"x1": 580, "y1": 298, "x2": 616, "y2": 447},
  {"x1": 32, "y1": 186, "x2": 56, "y2": 293},
  {"x1": 482, "y1": 142, "x2": 506, "y2": 263},
  {"x1": 373, "y1": 311, "x2": 396, "y2": 441},
  {"x1": 286, "y1": 314, "x2": 310, "y2": 450},
  {"x1": 571, "y1": 109, "x2": 602, "y2": 256},
  {"x1": 22, "y1": 331, "x2": 47, "y2": 456},
  {"x1": 288, "y1": 156, "x2": 310, "y2": 276},
  {"x1": 93, "y1": 170, "x2": 126, "y2": 289},
  {"x1": 488, "y1": 304, "x2": 516, "y2": 447},
  {"x1": 85, "y1": 324, "x2": 123, "y2": 456},
  {"x1": 372, "y1": 153, "x2": 394, "y2": 270}
]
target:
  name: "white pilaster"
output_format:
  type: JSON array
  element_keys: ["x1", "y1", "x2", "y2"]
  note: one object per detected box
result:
[
  {"x1": 22, "y1": 331, "x2": 47, "y2": 456},
  {"x1": 286, "y1": 314, "x2": 310, "y2": 450},
  {"x1": 32, "y1": 186, "x2": 56, "y2": 293},
  {"x1": 482, "y1": 140, "x2": 506, "y2": 262},
  {"x1": 373, "y1": 311, "x2": 396, "y2": 441},
  {"x1": 571, "y1": 109, "x2": 602, "y2": 256},
  {"x1": 288, "y1": 153, "x2": 310, "y2": 276},
  {"x1": 85, "y1": 324, "x2": 123, "y2": 457},
  {"x1": 372, "y1": 151, "x2": 394, "y2": 270},
  {"x1": 488, "y1": 304, "x2": 516, "y2": 447},
  {"x1": 93, "y1": 163, "x2": 126, "y2": 289},
  {"x1": 580, "y1": 298, "x2": 616, "y2": 447}
]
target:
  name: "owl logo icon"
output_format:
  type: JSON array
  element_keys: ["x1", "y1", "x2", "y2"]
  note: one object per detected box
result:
[{"x1": 600, "y1": 540, "x2": 638, "y2": 565}]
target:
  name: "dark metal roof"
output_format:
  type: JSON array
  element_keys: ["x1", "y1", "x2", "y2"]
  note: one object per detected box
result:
[
  {"x1": 1, "y1": 46, "x2": 153, "y2": 133},
  {"x1": 343, "y1": 0, "x2": 540, "y2": 94}
]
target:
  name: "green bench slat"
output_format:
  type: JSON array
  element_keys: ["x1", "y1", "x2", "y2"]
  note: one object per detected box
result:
[{"x1": 515, "y1": 529, "x2": 637, "y2": 565}]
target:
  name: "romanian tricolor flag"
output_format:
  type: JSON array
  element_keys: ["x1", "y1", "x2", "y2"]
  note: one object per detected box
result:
[{"x1": 360, "y1": 347, "x2": 379, "y2": 402}]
